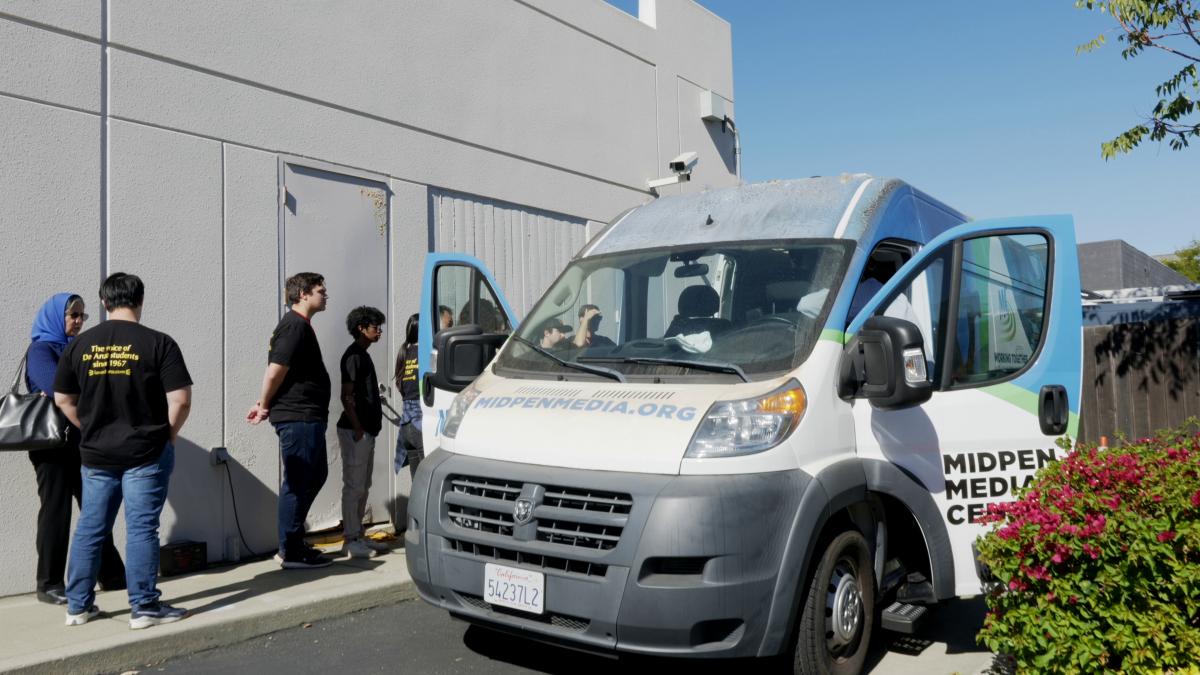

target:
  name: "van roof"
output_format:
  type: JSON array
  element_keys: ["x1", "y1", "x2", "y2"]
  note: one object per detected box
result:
[{"x1": 582, "y1": 175, "x2": 971, "y2": 258}]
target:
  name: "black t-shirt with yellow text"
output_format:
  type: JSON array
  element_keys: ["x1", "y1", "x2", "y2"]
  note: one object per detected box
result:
[
  {"x1": 267, "y1": 310, "x2": 331, "y2": 424},
  {"x1": 399, "y1": 345, "x2": 419, "y2": 401},
  {"x1": 54, "y1": 320, "x2": 192, "y2": 471}
]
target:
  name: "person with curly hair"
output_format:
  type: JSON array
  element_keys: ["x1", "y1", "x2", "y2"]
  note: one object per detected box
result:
[{"x1": 335, "y1": 306, "x2": 389, "y2": 559}]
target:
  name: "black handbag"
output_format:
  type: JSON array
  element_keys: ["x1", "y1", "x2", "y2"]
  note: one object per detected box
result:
[{"x1": 0, "y1": 346, "x2": 71, "y2": 451}]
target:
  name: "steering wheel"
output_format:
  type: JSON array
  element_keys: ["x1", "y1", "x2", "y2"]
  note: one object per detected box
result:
[{"x1": 751, "y1": 315, "x2": 798, "y2": 327}]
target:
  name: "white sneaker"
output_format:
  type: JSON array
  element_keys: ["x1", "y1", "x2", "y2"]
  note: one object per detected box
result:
[
  {"x1": 66, "y1": 605, "x2": 100, "y2": 626},
  {"x1": 360, "y1": 536, "x2": 389, "y2": 552},
  {"x1": 343, "y1": 537, "x2": 376, "y2": 559}
]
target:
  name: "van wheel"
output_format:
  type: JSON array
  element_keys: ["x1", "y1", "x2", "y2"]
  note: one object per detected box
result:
[{"x1": 793, "y1": 529, "x2": 874, "y2": 675}]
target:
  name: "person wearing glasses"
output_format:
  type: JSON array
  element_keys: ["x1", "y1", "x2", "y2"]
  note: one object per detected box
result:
[
  {"x1": 334, "y1": 306, "x2": 389, "y2": 559},
  {"x1": 24, "y1": 294, "x2": 125, "y2": 605},
  {"x1": 246, "y1": 273, "x2": 333, "y2": 569}
]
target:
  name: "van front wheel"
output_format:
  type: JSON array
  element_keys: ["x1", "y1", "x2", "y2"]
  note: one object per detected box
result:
[{"x1": 793, "y1": 529, "x2": 874, "y2": 675}]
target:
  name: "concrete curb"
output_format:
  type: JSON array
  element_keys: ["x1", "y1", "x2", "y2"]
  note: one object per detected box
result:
[{"x1": 0, "y1": 575, "x2": 416, "y2": 675}]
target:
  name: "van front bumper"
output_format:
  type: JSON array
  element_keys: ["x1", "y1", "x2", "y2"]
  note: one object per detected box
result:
[{"x1": 405, "y1": 451, "x2": 813, "y2": 658}]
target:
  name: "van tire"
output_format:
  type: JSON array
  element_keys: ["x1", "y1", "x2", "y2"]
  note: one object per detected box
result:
[{"x1": 793, "y1": 529, "x2": 874, "y2": 675}]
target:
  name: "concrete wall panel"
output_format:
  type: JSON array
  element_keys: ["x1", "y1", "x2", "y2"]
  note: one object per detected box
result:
[
  {"x1": 108, "y1": 49, "x2": 645, "y2": 225},
  {"x1": 0, "y1": 0, "x2": 101, "y2": 39},
  {"x1": 223, "y1": 143, "x2": 283, "y2": 554},
  {"x1": 386, "y1": 179, "x2": 429, "y2": 515},
  {"x1": 431, "y1": 189, "x2": 588, "y2": 319},
  {"x1": 109, "y1": 0, "x2": 659, "y2": 189},
  {"x1": 0, "y1": 17, "x2": 101, "y2": 112},
  {"x1": 0, "y1": 95, "x2": 101, "y2": 597},
  {"x1": 676, "y1": 77, "x2": 736, "y2": 193},
  {"x1": 108, "y1": 119, "x2": 226, "y2": 558},
  {"x1": 657, "y1": 0, "x2": 733, "y2": 98}
]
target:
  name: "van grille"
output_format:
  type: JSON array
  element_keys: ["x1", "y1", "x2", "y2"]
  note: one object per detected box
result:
[
  {"x1": 446, "y1": 477, "x2": 521, "y2": 537},
  {"x1": 457, "y1": 593, "x2": 590, "y2": 631},
  {"x1": 443, "y1": 475, "x2": 631, "y2": 551},
  {"x1": 445, "y1": 538, "x2": 609, "y2": 577}
]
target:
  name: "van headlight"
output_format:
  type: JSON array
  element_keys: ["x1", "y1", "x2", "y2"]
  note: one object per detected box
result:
[
  {"x1": 684, "y1": 380, "x2": 806, "y2": 458},
  {"x1": 441, "y1": 381, "x2": 482, "y2": 439}
]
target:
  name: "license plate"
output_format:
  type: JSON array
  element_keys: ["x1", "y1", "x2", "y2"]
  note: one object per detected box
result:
[{"x1": 483, "y1": 563, "x2": 545, "y2": 615}]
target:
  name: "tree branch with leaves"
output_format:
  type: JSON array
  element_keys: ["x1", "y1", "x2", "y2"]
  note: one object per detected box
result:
[{"x1": 1076, "y1": 1, "x2": 1200, "y2": 158}]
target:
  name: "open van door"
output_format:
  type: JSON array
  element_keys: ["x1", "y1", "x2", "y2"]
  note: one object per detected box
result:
[
  {"x1": 844, "y1": 215, "x2": 1082, "y2": 598},
  {"x1": 418, "y1": 253, "x2": 518, "y2": 452}
]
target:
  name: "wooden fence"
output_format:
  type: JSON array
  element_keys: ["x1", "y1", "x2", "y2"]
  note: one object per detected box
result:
[{"x1": 1078, "y1": 317, "x2": 1200, "y2": 444}]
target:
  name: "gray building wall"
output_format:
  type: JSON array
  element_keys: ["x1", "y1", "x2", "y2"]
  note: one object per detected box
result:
[
  {"x1": 0, "y1": 0, "x2": 736, "y2": 597},
  {"x1": 1078, "y1": 240, "x2": 1191, "y2": 291}
]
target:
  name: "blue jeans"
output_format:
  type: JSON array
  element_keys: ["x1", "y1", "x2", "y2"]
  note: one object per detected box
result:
[
  {"x1": 275, "y1": 421, "x2": 328, "y2": 558},
  {"x1": 66, "y1": 443, "x2": 175, "y2": 613}
]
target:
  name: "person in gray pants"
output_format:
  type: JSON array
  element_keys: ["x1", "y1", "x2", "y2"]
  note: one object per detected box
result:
[{"x1": 336, "y1": 306, "x2": 389, "y2": 559}]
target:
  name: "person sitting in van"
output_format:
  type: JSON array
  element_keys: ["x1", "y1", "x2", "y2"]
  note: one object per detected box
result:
[
  {"x1": 572, "y1": 304, "x2": 615, "y2": 349},
  {"x1": 457, "y1": 299, "x2": 509, "y2": 334},
  {"x1": 539, "y1": 318, "x2": 573, "y2": 351}
]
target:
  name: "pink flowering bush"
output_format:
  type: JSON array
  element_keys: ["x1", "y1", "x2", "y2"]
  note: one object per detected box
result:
[{"x1": 976, "y1": 421, "x2": 1200, "y2": 674}]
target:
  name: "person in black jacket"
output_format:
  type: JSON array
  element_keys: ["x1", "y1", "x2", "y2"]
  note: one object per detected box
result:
[{"x1": 24, "y1": 293, "x2": 124, "y2": 605}]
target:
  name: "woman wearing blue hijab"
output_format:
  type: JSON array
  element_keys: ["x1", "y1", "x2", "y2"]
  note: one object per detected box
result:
[{"x1": 26, "y1": 293, "x2": 125, "y2": 605}]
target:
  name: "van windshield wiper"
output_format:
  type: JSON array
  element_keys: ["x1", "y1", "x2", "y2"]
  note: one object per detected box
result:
[
  {"x1": 578, "y1": 356, "x2": 751, "y2": 383},
  {"x1": 509, "y1": 336, "x2": 626, "y2": 383}
]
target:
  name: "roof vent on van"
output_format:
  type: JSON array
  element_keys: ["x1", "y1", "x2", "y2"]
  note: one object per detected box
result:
[
  {"x1": 515, "y1": 386, "x2": 583, "y2": 397},
  {"x1": 592, "y1": 389, "x2": 676, "y2": 400}
]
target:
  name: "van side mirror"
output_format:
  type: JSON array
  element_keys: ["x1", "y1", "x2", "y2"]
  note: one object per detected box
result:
[
  {"x1": 838, "y1": 316, "x2": 933, "y2": 411},
  {"x1": 430, "y1": 324, "x2": 510, "y2": 393}
]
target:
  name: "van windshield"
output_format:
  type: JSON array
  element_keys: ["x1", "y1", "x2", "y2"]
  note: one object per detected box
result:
[{"x1": 496, "y1": 240, "x2": 852, "y2": 381}]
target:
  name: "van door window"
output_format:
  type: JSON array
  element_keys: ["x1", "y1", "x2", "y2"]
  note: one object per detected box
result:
[
  {"x1": 434, "y1": 264, "x2": 510, "y2": 334},
  {"x1": 949, "y1": 234, "x2": 1049, "y2": 387},
  {"x1": 846, "y1": 239, "x2": 917, "y2": 328},
  {"x1": 877, "y1": 249, "x2": 949, "y2": 381},
  {"x1": 475, "y1": 276, "x2": 510, "y2": 334},
  {"x1": 435, "y1": 265, "x2": 472, "y2": 332}
]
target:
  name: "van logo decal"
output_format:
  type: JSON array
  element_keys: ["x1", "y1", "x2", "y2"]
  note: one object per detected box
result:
[
  {"x1": 472, "y1": 395, "x2": 697, "y2": 421},
  {"x1": 514, "y1": 498, "x2": 534, "y2": 525}
]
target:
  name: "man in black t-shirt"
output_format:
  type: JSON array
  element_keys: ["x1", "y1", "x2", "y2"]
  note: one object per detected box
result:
[
  {"x1": 572, "y1": 304, "x2": 616, "y2": 349},
  {"x1": 335, "y1": 306, "x2": 389, "y2": 559},
  {"x1": 246, "y1": 272, "x2": 333, "y2": 569},
  {"x1": 54, "y1": 273, "x2": 193, "y2": 629}
]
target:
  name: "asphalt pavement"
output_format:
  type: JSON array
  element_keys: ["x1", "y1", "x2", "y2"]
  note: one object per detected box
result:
[{"x1": 139, "y1": 596, "x2": 1011, "y2": 675}]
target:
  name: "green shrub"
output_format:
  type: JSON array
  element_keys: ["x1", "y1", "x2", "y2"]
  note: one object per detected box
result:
[{"x1": 976, "y1": 421, "x2": 1200, "y2": 674}]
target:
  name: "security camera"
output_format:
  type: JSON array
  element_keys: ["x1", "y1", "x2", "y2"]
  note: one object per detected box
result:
[{"x1": 669, "y1": 152, "x2": 699, "y2": 175}]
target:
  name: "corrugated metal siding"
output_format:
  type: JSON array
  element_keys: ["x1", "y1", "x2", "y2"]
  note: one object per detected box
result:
[{"x1": 432, "y1": 188, "x2": 590, "y2": 320}]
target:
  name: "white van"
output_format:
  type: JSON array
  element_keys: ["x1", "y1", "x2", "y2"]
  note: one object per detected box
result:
[{"x1": 404, "y1": 176, "x2": 1082, "y2": 673}]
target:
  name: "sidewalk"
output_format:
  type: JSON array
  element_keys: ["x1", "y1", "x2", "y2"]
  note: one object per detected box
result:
[{"x1": 0, "y1": 539, "x2": 415, "y2": 675}]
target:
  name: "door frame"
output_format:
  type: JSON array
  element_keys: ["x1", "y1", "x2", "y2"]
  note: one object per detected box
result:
[{"x1": 275, "y1": 154, "x2": 398, "y2": 527}]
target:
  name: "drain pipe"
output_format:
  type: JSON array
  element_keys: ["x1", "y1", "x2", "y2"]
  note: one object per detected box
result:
[{"x1": 724, "y1": 115, "x2": 741, "y2": 180}]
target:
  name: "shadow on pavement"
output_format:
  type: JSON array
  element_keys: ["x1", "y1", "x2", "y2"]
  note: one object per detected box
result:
[
  {"x1": 463, "y1": 624, "x2": 791, "y2": 674},
  {"x1": 861, "y1": 596, "x2": 990, "y2": 672},
  {"x1": 101, "y1": 557, "x2": 384, "y2": 619},
  {"x1": 463, "y1": 596, "x2": 990, "y2": 675}
]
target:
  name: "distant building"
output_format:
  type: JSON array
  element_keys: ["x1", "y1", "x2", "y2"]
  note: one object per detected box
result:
[{"x1": 1077, "y1": 240, "x2": 1190, "y2": 291}]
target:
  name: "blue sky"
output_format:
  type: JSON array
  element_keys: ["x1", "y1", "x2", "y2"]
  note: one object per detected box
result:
[{"x1": 605, "y1": 0, "x2": 1197, "y2": 255}]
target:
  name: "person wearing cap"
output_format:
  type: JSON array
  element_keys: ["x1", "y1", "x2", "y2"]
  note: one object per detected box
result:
[{"x1": 540, "y1": 318, "x2": 573, "y2": 350}]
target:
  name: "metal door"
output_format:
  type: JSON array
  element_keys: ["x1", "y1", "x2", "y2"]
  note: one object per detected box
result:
[
  {"x1": 847, "y1": 215, "x2": 1082, "y2": 597},
  {"x1": 282, "y1": 161, "x2": 392, "y2": 534}
]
